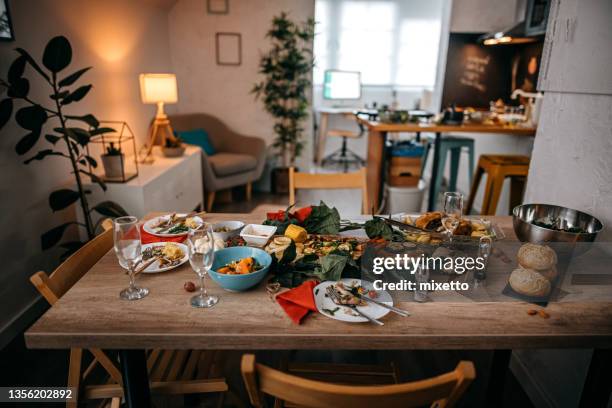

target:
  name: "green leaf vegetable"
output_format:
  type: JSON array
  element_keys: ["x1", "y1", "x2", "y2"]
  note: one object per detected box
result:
[{"x1": 303, "y1": 201, "x2": 341, "y2": 234}]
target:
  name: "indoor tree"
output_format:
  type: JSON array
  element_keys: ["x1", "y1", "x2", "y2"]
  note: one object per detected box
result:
[
  {"x1": 0, "y1": 35, "x2": 127, "y2": 259},
  {"x1": 252, "y1": 12, "x2": 315, "y2": 167}
]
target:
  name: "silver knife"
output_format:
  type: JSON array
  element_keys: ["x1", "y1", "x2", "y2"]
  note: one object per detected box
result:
[{"x1": 357, "y1": 294, "x2": 410, "y2": 317}]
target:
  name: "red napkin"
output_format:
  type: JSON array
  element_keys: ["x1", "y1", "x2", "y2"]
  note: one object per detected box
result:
[
  {"x1": 276, "y1": 281, "x2": 319, "y2": 324},
  {"x1": 140, "y1": 226, "x2": 187, "y2": 244}
]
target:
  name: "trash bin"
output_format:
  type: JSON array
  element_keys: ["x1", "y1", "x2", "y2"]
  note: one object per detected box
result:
[{"x1": 387, "y1": 179, "x2": 427, "y2": 213}]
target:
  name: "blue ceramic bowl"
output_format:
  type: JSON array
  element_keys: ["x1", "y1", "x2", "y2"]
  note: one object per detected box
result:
[{"x1": 209, "y1": 247, "x2": 272, "y2": 292}]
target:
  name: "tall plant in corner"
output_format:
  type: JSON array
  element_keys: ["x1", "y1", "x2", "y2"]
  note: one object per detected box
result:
[
  {"x1": 0, "y1": 36, "x2": 127, "y2": 259},
  {"x1": 253, "y1": 12, "x2": 315, "y2": 167}
]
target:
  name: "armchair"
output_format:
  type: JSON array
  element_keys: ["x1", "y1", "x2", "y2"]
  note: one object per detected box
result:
[{"x1": 168, "y1": 113, "x2": 267, "y2": 211}]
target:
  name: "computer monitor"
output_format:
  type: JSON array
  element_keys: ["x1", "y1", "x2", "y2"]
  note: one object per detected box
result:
[{"x1": 323, "y1": 70, "x2": 361, "y2": 100}]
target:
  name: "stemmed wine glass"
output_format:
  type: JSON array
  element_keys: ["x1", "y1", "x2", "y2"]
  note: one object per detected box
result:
[
  {"x1": 442, "y1": 192, "x2": 464, "y2": 246},
  {"x1": 187, "y1": 224, "x2": 218, "y2": 308},
  {"x1": 114, "y1": 216, "x2": 149, "y2": 300}
]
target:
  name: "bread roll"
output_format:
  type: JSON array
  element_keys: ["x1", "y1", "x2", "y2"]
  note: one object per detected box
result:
[
  {"x1": 509, "y1": 266, "x2": 551, "y2": 297},
  {"x1": 537, "y1": 266, "x2": 558, "y2": 282},
  {"x1": 517, "y1": 243, "x2": 557, "y2": 271},
  {"x1": 415, "y1": 211, "x2": 443, "y2": 230}
]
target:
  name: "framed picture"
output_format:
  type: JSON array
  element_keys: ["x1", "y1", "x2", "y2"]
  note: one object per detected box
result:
[
  {"x1": 0, "y1": 0, "x2": 15, "y2": 41},
  {"x1": 525, "y1": 0, "x2": 551, "y2": 37},
  {"x1": 215, "y1": 33, "x2": 241, "y2": 66},
  {"x1": 207, "y1": 0, "x2": 228, "y2": 15}
]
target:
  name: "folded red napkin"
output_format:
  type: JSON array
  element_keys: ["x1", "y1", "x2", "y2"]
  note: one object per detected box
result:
[
  {"x1": 276, "y1": 281, "x2": 319, "y2": 324},
  {"x1": 140, "y1": 226, "x2": 187, "y2": 245}
]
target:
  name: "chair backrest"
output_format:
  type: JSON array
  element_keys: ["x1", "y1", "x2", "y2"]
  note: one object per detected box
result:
[
  {"x1": 289, "y1": 167, "x2": 369, "y2": 214},
  {"x1": 241, "y1": 354, "x2": 475, "y2": 408},
  {"x1": 168, "y1": 112, "x2": 236, "y2": 152},
  {"x1": 30, "y1": 219, "x2": 114, "y2": 305}
]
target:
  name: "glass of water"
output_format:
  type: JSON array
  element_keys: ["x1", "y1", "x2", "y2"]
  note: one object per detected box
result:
[
  {"x1": 414, "y1": 264, "x2": 430, "y2": 303},
  {"x1": 442, "y1": 192, "x2": 464, "y2": 245},
  {"x1": 187, "y1": 224, "x2": 218, "y2": 308},
  {"x1": 114, "y1": 216, "x2": 149, "y2": 300}
]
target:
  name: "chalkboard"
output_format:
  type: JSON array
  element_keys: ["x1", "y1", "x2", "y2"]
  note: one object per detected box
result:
[{"x1": 441, "y1": 34, "x2": 515, "y2": 109}]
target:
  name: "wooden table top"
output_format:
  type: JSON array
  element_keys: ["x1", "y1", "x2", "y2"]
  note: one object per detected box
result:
[
  {"x1": 356, "y1": 117, "x2": 537, "y2": 136},
  {"x1": 26, "y1": 213, "x2": 612, "y2": 350}
]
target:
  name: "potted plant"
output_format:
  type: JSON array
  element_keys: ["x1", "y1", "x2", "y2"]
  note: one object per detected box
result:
[
  {"x1": 0, "y1": 36, "x2": 128, "y2": 259},
  {"x1": 101, "y1": 142, "x2": 124, "y2": 178},
  {"x1": 253, "y1": 12, "x2": 315, "y2": 193},
  {"x1": 162, "y1": 135, "x2": 185, "y2": 157}
]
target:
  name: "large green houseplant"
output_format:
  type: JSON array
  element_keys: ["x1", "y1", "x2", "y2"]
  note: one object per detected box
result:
[
  {"x1": 0, "y1": 36, "x2": 127, "y2": 259},
  {"x1": 253, "y1": 12, "x2": 315, "y2": 191}
]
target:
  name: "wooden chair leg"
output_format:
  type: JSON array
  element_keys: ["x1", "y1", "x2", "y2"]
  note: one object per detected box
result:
[
  {"x1": 466, "y1": 167, "x2": 484, "y2": 215},
  {"x1": 67, "y1": 348, "x2": 83, "y2": 408},
  {"x1": 110, "y1": 397, "x2": 121, "y2": 408},
  {"x1": 484, "y1": 172, "x2": 505, "y2": 216},
  {"x1": 206, "y1": 191, "x2": 216, "y2": 212},
  {"x1": 245, "y1": 182, "x2": 252, "y2": 201}
]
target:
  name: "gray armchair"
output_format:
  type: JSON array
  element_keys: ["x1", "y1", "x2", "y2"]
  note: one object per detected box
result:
[{"x1": 169, "y1": 113, "x2": 266, "y2": 211}]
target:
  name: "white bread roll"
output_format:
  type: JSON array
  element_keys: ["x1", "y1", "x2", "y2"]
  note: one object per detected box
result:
[
  {"x1": 517, "y1": 243, "x2": 557, "y2": 271},
  {"x1": 509, "y1": 266, "x2": 551, "y2": 297}
]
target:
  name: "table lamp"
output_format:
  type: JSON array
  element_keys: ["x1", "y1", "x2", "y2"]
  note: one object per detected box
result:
[{"x1": 139, "y1": 73, "x2": 179, "y2": 162}]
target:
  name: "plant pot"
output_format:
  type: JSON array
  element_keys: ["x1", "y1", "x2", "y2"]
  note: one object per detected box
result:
[
  {"x1": 162, "y1": 144, "x2": 186, "y2": 157},
  {"x1": 101, "y1": 154, "x2": 125, "y2": 178},
  {"x1": 271, "y1": 166, "x2": 295, "y2": 194}
]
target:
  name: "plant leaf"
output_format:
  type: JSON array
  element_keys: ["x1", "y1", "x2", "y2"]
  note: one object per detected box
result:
[
  {"x1": 8, "y1": 55, "x2": 27, "y2": 83},
  {"x1": 364, "y1": 218, "x2": 393, "y2": 240},
  {"x1": 84, "y1": 155, "x2": 97, "y2": 168},
  {"x1": 15, "y1": 132, "x2": 41, "y2": 155},
  {"x1": 302, "y1": 201, "x2": 341, "y2": 234},
  {"x1": 43, "y1": 36, "x2": 72, "y2": 73},
  {"x1": 92, "y1": 201, "x2": 128, "y2": 218},
  {"x1": 58, "y1": 67, "x2": 91, "y2": 87},
  {"x1": 41, "y1": 222, "x2": 72, "y2": 250},
  {"x1": 7, "y1": 77, "x2": 29, "y2": 98},
  {"x1": 24, "y1": 149, "x2": 64, "y2": 164},
  {"x1": 0, "y1": 98, "x2": 13, "y2": 131},
  {"x1": 89, "y1": 127, "x2": 115, "y2": 136},
  {"x1": 61, "y1": 85, "x2": 92, "y2": 105},
  {"x1": 45, "y1": 134, "x2": 61, "y2": 144},
  {"x1": 15, "y1": 105, "x2": 47, "y2": 131},
  {"x1": 50, "y1": 90, "x2": 69, "y2": 100},
  {"x1": 49, "y1": 189, "x2": 80, "y2": 211},
  {"x1": 15, "y1": 48, "x2": 50, "y2": 82},
  {"x1": 66, "y1": 113, "x2": 99, "y2": 128},
  {"x1": 62, "y1": 127, "x2": 90, "y2": 145},
  {"x1": 80, "y1": 169, "x2": 106, "y2": 191}
]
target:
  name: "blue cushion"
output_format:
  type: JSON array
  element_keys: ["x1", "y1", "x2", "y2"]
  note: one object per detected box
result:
[{"x1": 175, "y1": 129, "x2": 216, "y2": 155}]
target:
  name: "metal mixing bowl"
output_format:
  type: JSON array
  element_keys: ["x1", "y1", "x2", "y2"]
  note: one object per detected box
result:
[{"x1": 512, "y1": 203, "x2": 603, "y2": 243}]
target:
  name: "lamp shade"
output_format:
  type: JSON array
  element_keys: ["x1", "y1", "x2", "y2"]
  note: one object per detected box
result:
[{"x1": 139, "y1": 73, "x2": 178, "y2": 104}]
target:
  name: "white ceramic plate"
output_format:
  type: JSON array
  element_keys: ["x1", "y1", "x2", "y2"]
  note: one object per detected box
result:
[
  {"x1": 313, "y1": 279, "x2": 392, "y2": 323},
  {"x1": 143, "y1": 214, "x2": 204, "y2": 237},
  {"x1": 139, "y1": 242, "x2": 189, "y2": 273}
]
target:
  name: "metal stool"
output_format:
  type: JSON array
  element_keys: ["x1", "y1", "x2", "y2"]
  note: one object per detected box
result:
[
  {"x1": 466, "y1": 154, "x2": 530, "y2": 215},
  {"x1": 321, "y1": 129, "x2": 365, "y2": 172},
  {"x1": 421, "y1": 136, "x2": 475, "y2": 202}
]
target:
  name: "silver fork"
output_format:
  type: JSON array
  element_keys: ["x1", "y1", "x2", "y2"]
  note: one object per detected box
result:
[{"x1": 326, "y1": 286, "x2": 384, "y2": 326}]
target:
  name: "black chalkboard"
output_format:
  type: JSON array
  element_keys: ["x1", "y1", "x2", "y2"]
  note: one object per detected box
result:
[{"x1": 441, "y1": 34, "x2": 514, "y2": 109}]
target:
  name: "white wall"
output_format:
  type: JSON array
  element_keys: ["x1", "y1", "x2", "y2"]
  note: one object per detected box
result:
[
  {"x1": 513, "y1": 0, "x2": 612, "y2": 406},
  {"x1": 167, "y1": 0, "x2": 316, "y2": 174},
  {"x1": 0, "y1": 0, "x2": 174, "y2": 346}
]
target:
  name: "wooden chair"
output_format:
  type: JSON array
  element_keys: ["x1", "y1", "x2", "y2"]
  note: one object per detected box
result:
[
  {"x1": 289, "y1": 167, "x2": 369, "y2": 214},
  {"x1": 30, "y1": 219, "x2": 227, "y2": 407},
  {"x1": 465, "y1": 154, "x2": 530, "y2": 215},
  {"x1": 241, "y1": 354, "x2": 475, "y2": 408}
]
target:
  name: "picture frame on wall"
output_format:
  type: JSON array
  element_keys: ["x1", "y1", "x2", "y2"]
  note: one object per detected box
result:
[
  {"x1": 215, "y1": 33, "x2": 241, "y2": 66},
  {"x1": 0, "y1": 0, "x2": 15, "y2": 41},
  {"x1": 207, "y1": 0, "x2": 229, "y2": 15}
]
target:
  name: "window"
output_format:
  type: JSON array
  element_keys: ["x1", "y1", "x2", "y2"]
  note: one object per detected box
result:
[{"x1": 313, "y1": 0, "x2": 445, "y2": 88}]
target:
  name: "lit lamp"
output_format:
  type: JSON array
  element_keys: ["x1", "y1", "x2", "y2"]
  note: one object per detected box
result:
[{"x1": 139, "y1": 73, "x2": 178, "y2": 162}]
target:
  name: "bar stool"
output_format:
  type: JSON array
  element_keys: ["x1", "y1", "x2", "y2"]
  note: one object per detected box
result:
[
  {"x1": 421, "y1": 136, "x2": 475, "y2": 202},
  {"x1": 466, "y1": 154, "x2": 530, "y2": 215}
]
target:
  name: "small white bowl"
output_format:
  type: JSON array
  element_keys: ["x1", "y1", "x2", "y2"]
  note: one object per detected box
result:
[
  {"x1": 240, "y1": 224, "x2": 277, "y2": 247},
  {"x1": 212, "y1": 220, "x2": 245, "y2": 241}
]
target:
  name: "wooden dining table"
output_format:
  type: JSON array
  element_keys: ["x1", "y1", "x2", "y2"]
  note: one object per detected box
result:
[
  {"x1": 26, "y1": 212, "x2": 612, "y2": 408},
  {"x1": 355, "y1": 118, "x2": 537, "y2": 212}
]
